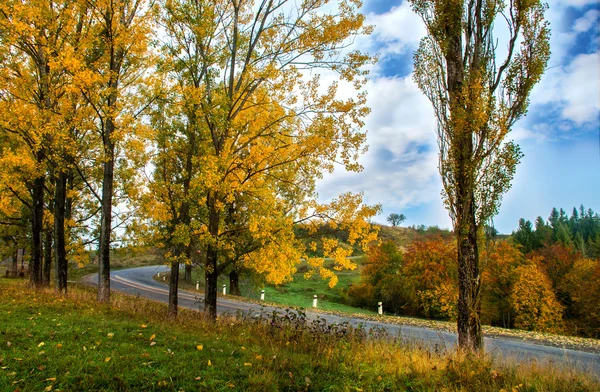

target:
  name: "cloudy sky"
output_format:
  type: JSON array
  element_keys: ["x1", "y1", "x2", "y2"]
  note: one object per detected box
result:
[{"x1": 316, "y1": 0, "x2": 600, "y2": 234}]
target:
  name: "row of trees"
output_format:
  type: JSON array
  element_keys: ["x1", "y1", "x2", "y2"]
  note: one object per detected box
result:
[
  {"x1": 513, "y1": 206, "x2": 600, "y2": 257},
  {"x1": 348, "y1": 233, "x2": 599, "y2": 338},
  {"x1": 0, "y1": 0, "x2": 379, "y2": 319}
]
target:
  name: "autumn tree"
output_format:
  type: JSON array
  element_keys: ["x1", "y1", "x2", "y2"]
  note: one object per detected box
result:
[
  {"x1": 410, "y1": 0, "x2": 550, "y2": 350},
  {"x1": 152, "y1": 0, "x2": 377, "y2": 319},
  {"x1": 510, "y1": 262, "x2": 563, "y2": 333},
  {"x1": 79, "y1": 0, "x2": 154, "y2": 302},
  {"x1": 0, "y1": 0, "x2": 91, "y2": 290}
]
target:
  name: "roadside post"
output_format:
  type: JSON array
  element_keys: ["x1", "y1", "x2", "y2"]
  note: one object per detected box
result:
[
  {"x1": 260, "y1": 290, "x2": 265, "y2": 301},
  {"x1": 196, "y1": 281, "x2": 200, "y2": 291},
  {"x1": 313, "y1": 295, "x2": 318, "y2": 308},
  {"x1": 222, "y1": 284, "x2": 226, "y2": 295},
  {"x1": 378, "y1": 302, "x2": 383, "y2": 315}
]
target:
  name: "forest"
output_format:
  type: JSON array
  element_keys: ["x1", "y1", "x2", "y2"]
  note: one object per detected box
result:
[{"x1": 346, "y1": 206, "x2": 600, "y2": 338}]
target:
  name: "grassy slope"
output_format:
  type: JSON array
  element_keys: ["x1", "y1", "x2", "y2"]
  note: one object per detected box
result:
[{"x1": 1, "y1": 279, "x2": 598, "y2": 392}]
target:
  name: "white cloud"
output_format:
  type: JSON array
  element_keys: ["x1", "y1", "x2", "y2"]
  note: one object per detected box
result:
[
  {"x1": 366, "y1": 3, "x2": 425, "y2": 59},
  {"x1": 317, "y1": 75, "x2": 440, "y2": 211},
  {"x1": 573, "y1": 9, "x2": 600, "y2": 32}
]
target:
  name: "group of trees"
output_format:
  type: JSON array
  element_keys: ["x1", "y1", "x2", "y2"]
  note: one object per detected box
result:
[
  {"x1": 513, "y1": 206, "x2": 600, "y2": 257},
  {"x1": 0, "y1": 0, "x2": 380, "y2": 319},
  {"x1": 1, "y1": 0, "x2": 552, "y2": 354},
  {"x1": 349, "y1": 219, "x2": 600, "y2": 338}
]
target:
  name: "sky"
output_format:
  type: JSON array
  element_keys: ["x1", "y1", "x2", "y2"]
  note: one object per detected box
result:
[{"x1": 316, "y1": 0, "x2": 600, "y2": 234}]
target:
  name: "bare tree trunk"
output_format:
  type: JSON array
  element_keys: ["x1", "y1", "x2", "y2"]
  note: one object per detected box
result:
[
  {"x1": 168, "y1": 261, "x2": 179, "y2": 318},
  {"x1": 43, "y1": 225, "x2": 52, "y2": 286},
  {"x1": 30, "y1": 173, "x2": 45, "y2": 288},
  {"x1": 204, "y1": 259, "x2": 218, "y2": 318},
  {"x1": 98, "y1": 117, "x2": 115, "y2": 303},
  {"x1": 229, "y1": 270, "x2": 241, "y2": 296},
  {"x1": 184, "y1": 264, "x2": 192, "y2": 284},
  {"x1": 55, "y1": 171, "x2": 68, "y2": 294}
]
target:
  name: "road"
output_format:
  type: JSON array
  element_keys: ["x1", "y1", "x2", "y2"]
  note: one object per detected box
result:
[{"x1": 84, "y1": 265, "x2": 600, "y2": 375}]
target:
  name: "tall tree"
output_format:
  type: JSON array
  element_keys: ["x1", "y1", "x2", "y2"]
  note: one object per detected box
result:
[
  {"x1": 410, "y1": 0, "x2": 550, "y2": 351},
  {"x1": 81, "y1": 0, "x2": 153, "y2": 302},
  {"x1": 153, "y1": 0, "x2": 377, "y2": 320}
]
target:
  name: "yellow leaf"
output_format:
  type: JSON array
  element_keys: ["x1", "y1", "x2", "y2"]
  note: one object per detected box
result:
[
  {"x1": 38, "y1": 342, "x2": 45, "y2": 347},
  {"x1": 150, "y1": 342, "x2": 156, "y2": 346},
  {"x1": 45, "y1": 386, "x2": 53, "y2": 391},
  {"x1": 141, "y1": 324, "x2": 148, "y2": 328},
  {"x1": 243, "y1": 362, "x2": 252, "y2": 367},
  {"x1": 107, "y1": 333, "x2": 114, "y2": 338},
  {"x1": 207, "y1": 360, "x2": 212, "y2": 366},
  {"x1": 196, "y1": 345, "x2": 203, "y2": 351},
  {"x1": 45, "y1": 378, "x2": 56, "y2": 382},
  {"x1": 149, "y1": 334, "x2": 156, "y2": 341},
  {"x1": 56, "y1": 344, "x2": 62, "y2": 349},
  {"x1": 255, "y1": 355, "x2": 262, "y2": 360},
  {"x1": 105, "y1": 357, "x2": 111, "y2": 362}
]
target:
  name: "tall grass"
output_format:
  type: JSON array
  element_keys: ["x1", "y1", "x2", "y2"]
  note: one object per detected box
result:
[{"x1": 1, "y1": 279, "x2": 597, "y2": 391}]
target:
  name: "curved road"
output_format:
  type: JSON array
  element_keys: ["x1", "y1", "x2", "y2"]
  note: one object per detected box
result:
[{"x1": 85, "y1": 265, "x2": 600, "y2": 375}]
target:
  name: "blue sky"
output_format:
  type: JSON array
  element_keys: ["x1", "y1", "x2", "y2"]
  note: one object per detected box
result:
[{"x1": 316, "y1": 0, "x2": 600, "y2": 234}]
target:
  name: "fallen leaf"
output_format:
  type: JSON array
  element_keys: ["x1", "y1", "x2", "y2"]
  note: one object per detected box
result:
[
  {"x1": 195, "y1": 376, "x2": 201, "y2": 380},
  {"x1": 141, "y1": 324, "x2": 148, "y2": 328},
  {"x1": 44, "y1": 386, "x2": 52, "y2": 391},
  {"x1": 38, "y1": 351, "x2": 45, "y2": 355},
  {"x1": 45, "y1": 378, "x2": 56, "y2": 382},
  {"x1": 150, "y1": 342, "x2": 156, "y2": 346},
  {"x1": 38, "y1": 342, "x2": 45, "y2": 347},
  {"x1": 105, "y1": 357, "x2": 111, "y2": 363},
  {"x1": 243, "y1": 362, "x2": 252, "y2": 367},
  {"x1": 227, "y1": 383, "x2": 235, "y2": 388},
  {"x1": 149, "y1": 334, "x2": 156, "y2": 341},
  {"x1": 107, "y1": 333, "x2": 114, "y2": 338},
  {"x1": 207, "y1": 360, "x2": 212, "y2": 366},
  {"x1": 56, "y1": 344, "x2": 62, "y2": 349},
  {"x1": 196, "y1": 345, "x2": 203, "y2": 351},
  {"x1": 6, "y1": 342, "x2": 11, "y2": 347}
]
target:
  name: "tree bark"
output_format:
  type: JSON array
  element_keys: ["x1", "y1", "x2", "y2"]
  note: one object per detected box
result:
[
  {"x1": 30, "y1": 173, "x2": 45, "y2": 288},
  {"x1": 229, "y1": 270, "x2": 241, "y2": 296},
  {"x1": 55, "y1": 171, "x2": 68, "y2": 294},
  {"x1": 168, "y1": 261, "x2": 179, "y2": 318},
  {"x1": 204, "y1": 260, "x2": 218, "y2": 318},
  {"x1": 184, "y1": 264, "x2": 192, "y2": 284},
  {"x1": 204, "y1": 191, "x2": 220, "y2": 319},
  {"x1": 43, "y1": 224, "x2": 52, "y2": 286},
  {"x1": 97, "y1": 117, "x2": 115, "y2": 303}
]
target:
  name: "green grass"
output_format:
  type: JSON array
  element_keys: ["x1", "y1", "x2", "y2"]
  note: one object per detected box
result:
[{"x1": 1, "y1": 279, "x2": 598, "y2": 391}]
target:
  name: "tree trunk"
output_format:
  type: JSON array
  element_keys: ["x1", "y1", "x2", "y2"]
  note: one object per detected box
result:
[
  {"x1": 204, "y1": 260, "x2": 218, "y2": 318},
  {"x1": 168, "y1": 261, "x2": 179, "y2": 318},
  {"x1": 55, "y1": 171, "x2": 68, "y2": 294},
  {"x1": 43, "y1": 225, "x2": 52, "y2": 286},
  {"x1": 184, "y1": 264, "x2": 192, "y2": 284},
  {"x1": 98, "y1": 118, "x2": 115, "y2": 303},
  {"x1": 229, "y1": 270, "x2": 241, "y2": 296},
  {"x1": 204, "y1": 191, "x2": 220, "y2": 319},
  {"x1": 456, "y1": 208, "x2": 482, "y2": 352},
  {"x1": 30, "y1": 173, "x2": 45, "y2": 288}
]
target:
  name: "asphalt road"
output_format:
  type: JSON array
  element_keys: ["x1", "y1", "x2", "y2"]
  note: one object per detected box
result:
[{"x1": 84, "y1": 265, "x2": 600, "y2": 376}]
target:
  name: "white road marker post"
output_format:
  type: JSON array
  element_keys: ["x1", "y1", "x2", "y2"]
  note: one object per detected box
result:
[
  {"x1": 196, "y1": 281, "x2": 200, "y2": 291},
  {"x1": 260, "y1": 290, "x2": 265, "y2": 301},
  {"x1": 222, "y1": 284, "x2": 226, "y2": 295},
  {"x1": 313, "y1": 295, "x2": 318, "y2": 308},
  {"x1": 378, "y1": 302, "x2": 383, "y2": 315}
]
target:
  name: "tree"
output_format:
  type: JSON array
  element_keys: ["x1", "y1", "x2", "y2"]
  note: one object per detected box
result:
[
  {"x1": 80, "y1": 0, "x2": 153, "y2": 302},
  {"x1": 510, "y1": 262, "x2": 564, "y2": 333},
  {"x1": 151, "y1": 0, "x2": 377, "y2": 320},
  {"x1": 387, "y1": 213, "x2": 406, "y2": 227},
  {"x1": 512, "y1": 218, "x2": 535, "y2": 253},
  {"x1": 410, "y1": 0, "x2": 550, "y2": 351}
]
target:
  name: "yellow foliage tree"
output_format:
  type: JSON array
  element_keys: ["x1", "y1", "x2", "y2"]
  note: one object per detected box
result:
[{"x1": 510, "y1": 262, "x2": 564, "y2": 333}]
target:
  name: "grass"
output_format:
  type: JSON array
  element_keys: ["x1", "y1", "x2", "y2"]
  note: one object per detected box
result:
[{"x1": 1, "y1": 279, "x2": 598, "y2": 391}]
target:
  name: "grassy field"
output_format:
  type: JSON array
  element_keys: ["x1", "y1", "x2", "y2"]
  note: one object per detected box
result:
[{"x1": 1, "y1": 279, "x2": 598, "y2": 391}]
